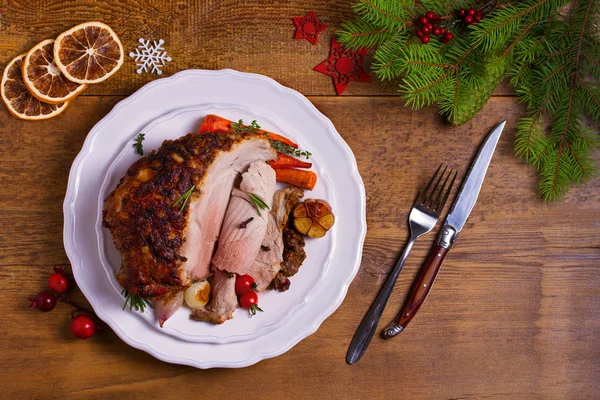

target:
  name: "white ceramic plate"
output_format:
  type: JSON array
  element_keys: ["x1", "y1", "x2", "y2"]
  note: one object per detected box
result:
[{"x1": 64, "y1": 69, "x2": 366, "y2": 368}]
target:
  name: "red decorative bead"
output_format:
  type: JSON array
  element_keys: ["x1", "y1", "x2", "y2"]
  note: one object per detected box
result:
[
  {"x1": 416, "y1": 29, "x2": 424, "y2": 38},
  {"x1": 440, "y1": 27, "x2": 447, "y2": 34},
  {"x1": 467, "y1": 8, "x2": 477, "y2": 16},
  {"x1": 442, "y1": 32, "x2": 454, "y2": 42},
  {"x1": 419, "y1": 16, "x2": 429, "y2": 25},
  {"x1": 458, "y1": 8, "x2": 466, "y2": 17},
  {"x1": 421, "y1": 35, "x2": 430, "y2": 44},
  {"x1": 464, "y1": 15, "x2": 474, "y2": 24},
  {"x1": 426, "y1": 11, "x2": 436, "y2": 20},
  {"x1": 422, "y1": 25, "x2": 431, "y2": 34},
  {"x1": 475, "y1": 12, "x2": 484, "y2": 21}
]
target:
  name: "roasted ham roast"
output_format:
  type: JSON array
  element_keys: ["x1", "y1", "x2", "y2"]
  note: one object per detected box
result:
[{"x1": 102, "y1": 131, "x2": 276, "y2": 302}]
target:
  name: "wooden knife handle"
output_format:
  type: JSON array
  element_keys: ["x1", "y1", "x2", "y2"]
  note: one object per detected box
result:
[{"x1": 381, "y1": 243, "x2": 449, "y2": 338}]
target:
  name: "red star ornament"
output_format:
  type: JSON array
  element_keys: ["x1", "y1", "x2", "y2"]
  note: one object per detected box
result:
[
  {"x1": 293, "y1": 10, "x2": 326, "y2": 45},
  {"x1": 314, "y1": 38, "x2": 371, "y2": 95}
]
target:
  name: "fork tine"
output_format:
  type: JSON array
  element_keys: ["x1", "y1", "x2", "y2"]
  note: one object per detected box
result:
[
  {"x1": 432, "y1": 168, "x2": 453, "y2": 211},
  {"x1": 418, "y1": 163, "x2": 443, "y2": 204},
  {"x1": 438, "y1": 170, "x2": 458, "y2": 212},
  {"x1": 425, "y1": 165, "x2": 448, "y2": 208}
]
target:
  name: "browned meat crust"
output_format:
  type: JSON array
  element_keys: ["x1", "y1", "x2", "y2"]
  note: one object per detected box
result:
[
  {"x1": 103, "y1": 131, "x2": 265, "y2": 298},
  {"x1": 269, "y1": 224, "x2": 306, "y2": 292}
]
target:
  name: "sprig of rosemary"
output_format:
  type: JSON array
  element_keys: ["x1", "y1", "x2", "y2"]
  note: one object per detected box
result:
[
  {"x1": 231, "y1": 119, "x2": 313, "y2": 160},
  {"x1": 269, "y1": 139, "x2": 312, "y2": 160},
  {"x1": 173, "y1": 185, "x2": 195, "y2": 212},
  {"x1": 133, "y1": 133, "x2": 145, "y2": 156},
  {"x1": 121, "y1": 289, "x2": 153, "y2": 313},
  {"x1": 248, "y1": 193, "x2": 269, "y2": 217}
]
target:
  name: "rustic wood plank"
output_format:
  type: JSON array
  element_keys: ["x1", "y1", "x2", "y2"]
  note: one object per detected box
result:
[
  {"x1": 0, "y1": 0, "x2": 514, "y2": 98},
  {"x1": 0, "y1": 95, "x2": 598, "y2": 399}
]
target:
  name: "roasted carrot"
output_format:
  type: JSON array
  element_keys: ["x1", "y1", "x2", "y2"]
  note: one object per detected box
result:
[
  {"x1": 276, "y1": 169, "x2": 317, "y2": 191},
  {"x1": 198, "y1": 114, "x2": 231, "y2": 134},
  {"x1": 198, "y1": 114, "x2": 298, "y2": 148},
  {"x1": 268, "y1": 152, "x2": 312, "y2": 169},
  {"x1": 265, "y1": 131, "x2": 298, "y2": 148}
]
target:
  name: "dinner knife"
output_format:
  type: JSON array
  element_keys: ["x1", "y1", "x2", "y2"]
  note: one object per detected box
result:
[{"x1": 381, "y1": 120, "x2": 506, "y2": 338}]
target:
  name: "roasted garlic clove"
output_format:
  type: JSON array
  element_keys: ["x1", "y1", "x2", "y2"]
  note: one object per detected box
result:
[
  {"x1": 184, "y1": 281, "x2": 211, "y2": 309},
  {"x1": 292, "y1": 199, "x2": 335, "y2": 238}
]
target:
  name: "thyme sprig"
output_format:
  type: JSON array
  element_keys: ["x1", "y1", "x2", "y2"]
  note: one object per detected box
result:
[
  {"x1": 231, "y1": 119, "x2": 312, "y2": 159},
  {"x1": 269, "y1": 139, "x2": 312, "y2": 160},
  {"x1": 248, "y1": 193, "x2": 269, "y2": 216},
  {"x1": 121, "y1": 289, "x2": 153, "y2": 313},
  {"x1": 173, "y1": 185, "x2": 195, "y2": 212},
  {"x1": 133, "y1": 133, "x2": 145, "y2": 156},
  {"x1": 231, "y1": 119, "x2": 261, "y2": 133}
]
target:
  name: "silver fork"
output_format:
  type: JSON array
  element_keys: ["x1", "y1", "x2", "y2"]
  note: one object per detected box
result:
[{"x1": 346, "y1": 164, "x2": 457, "y2": 365}]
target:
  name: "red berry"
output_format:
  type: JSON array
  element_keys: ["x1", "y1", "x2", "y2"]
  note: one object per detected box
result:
[
  {"x1": 458, "y1": 8, "x2": 466, "y2": 17},
  {"x1": 468, "y1": 8, "x2": 477, "y2": 16},
  {"x1": 442, "y1": 32, "x2": 454, "y2": 42},
  {"x1": 440, "y1": 27, "x2": 447, "y2": 34},
  {"x1": 48, "y1": 267, "x2": 69, "y2": 294},
  {"x1": 426, "y1": 11, "x2": 436, "y2": 20},
  {"x1": 70, "y1": 314, "x2": 96, "y2": 339},
  {"x1": 416, "y1": 29, "x2": 424, "y2": 38},
  {"x1": 426, "y1": 23, "x2": 433, "y2": 30},
  {"x1": 464, "y1": 15, "x2": 474, "y2": 24},
  {"x1": 422, "y1": 26, "x2": 431, "y2": 34},
  {"x1": 419, "y1": 16, "x2": 429, "y2": 25},
  {"x1": 432, "y1": 27, "x2": 442, "y2": 35},
  {"x1": 421, "y1": 35, "x2": 430, "y2": 44},
  {"x1": 475, "y1": 12, "x2": 484, "y2": 21},
  {"x1": 29, "y1": 291, "x2": 56, "y2": 312}
]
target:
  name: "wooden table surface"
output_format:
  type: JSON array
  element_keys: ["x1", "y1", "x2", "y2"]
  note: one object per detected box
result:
[{"x1": 1, "y1": 1, "x2": 599, "y2": 399}]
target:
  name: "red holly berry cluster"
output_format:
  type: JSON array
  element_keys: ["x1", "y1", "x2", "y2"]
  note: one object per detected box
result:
[
  {"x1": 415, "y1": 11, "x2": 453, "y2": 44},
  {"x1": 28, "y1": 265, "x2": 102, "y2": 339},
  {"x1": 458, "y1": 7, "x2": 484, "y2": 25}
]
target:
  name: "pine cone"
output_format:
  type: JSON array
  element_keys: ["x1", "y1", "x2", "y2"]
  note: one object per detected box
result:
[{"x1": 447, "y1": 65, "x2": 505, "y2": 126}]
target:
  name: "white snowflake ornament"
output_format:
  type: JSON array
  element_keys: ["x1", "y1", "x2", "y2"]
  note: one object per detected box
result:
[{"x1": 129, "y1": 38, "x2": 172, "y2": 75}]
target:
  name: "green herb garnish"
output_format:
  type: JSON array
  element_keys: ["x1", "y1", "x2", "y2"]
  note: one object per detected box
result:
[
  {"x1": 248, "y1": 193, "x2": 269, "y2": 216},
  {"x1": 121, "y1": 289, "x2": 153, "y2": 312},
  {"x1": 269, "y1": 139, "x2": 312, "y2": 160},
  {"x1": 232, "y1": 119, "x2": 312, "y2": 160},
  {"x1": 173, "y1": 185, "x2": 195, "y2": 213},
  {"x1": 231, "y1": 119, "x2": 261, "y2": 134},
  {"x1": 133, "y1": 133, "x2": 145, "y2": 156}
]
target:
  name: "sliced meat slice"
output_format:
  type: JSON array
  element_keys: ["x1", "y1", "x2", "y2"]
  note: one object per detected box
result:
[
  {"x1": 211, "y1": 161, "x2": 276, "y2": 276},
  {"x1": 190, "y1": 269, "x2": 237, "y2": 324},
  {"x1": 246, "y1": 213, "x2": 284, "y2": 292}
]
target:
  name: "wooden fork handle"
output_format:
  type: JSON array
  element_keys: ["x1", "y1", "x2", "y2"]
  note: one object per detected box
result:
[{"x1": 382, "y1": 243, "x2": 450, "y2": 338}]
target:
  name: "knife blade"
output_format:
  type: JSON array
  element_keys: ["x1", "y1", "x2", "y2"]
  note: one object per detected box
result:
[{"x1": 381, "y1": 120, "x2": 506, "y2": 338}]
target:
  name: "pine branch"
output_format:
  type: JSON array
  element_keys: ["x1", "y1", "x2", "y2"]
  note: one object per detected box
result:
[{"x1": 338, "y1": 0, "x2": 599, "y2": 200}]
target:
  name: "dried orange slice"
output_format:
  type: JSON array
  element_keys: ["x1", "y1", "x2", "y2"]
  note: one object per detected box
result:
[
  {"x1": 1, "y1": 54, "x2": 69, "y2": 120},
  {"x1": 54, "y1": 21, "x2": 124, "y2": 84},
  {"x1": 22, "y1": 39, "x2": 87, "y2": 104}
]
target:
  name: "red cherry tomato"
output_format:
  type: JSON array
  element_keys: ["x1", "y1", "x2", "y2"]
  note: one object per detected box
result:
[
  {"x1": 70, "y1": 314, "x2": 96, "y2": 339},
  {"x1": 235, "y1": 274, "x2": 256, "y2": 296},
  {"x1": 239, "y1": 292, "x2": 263, "y2": 316},
  {"x1": 48, "y1": 271, "x2": 68, "y2": 294}
]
